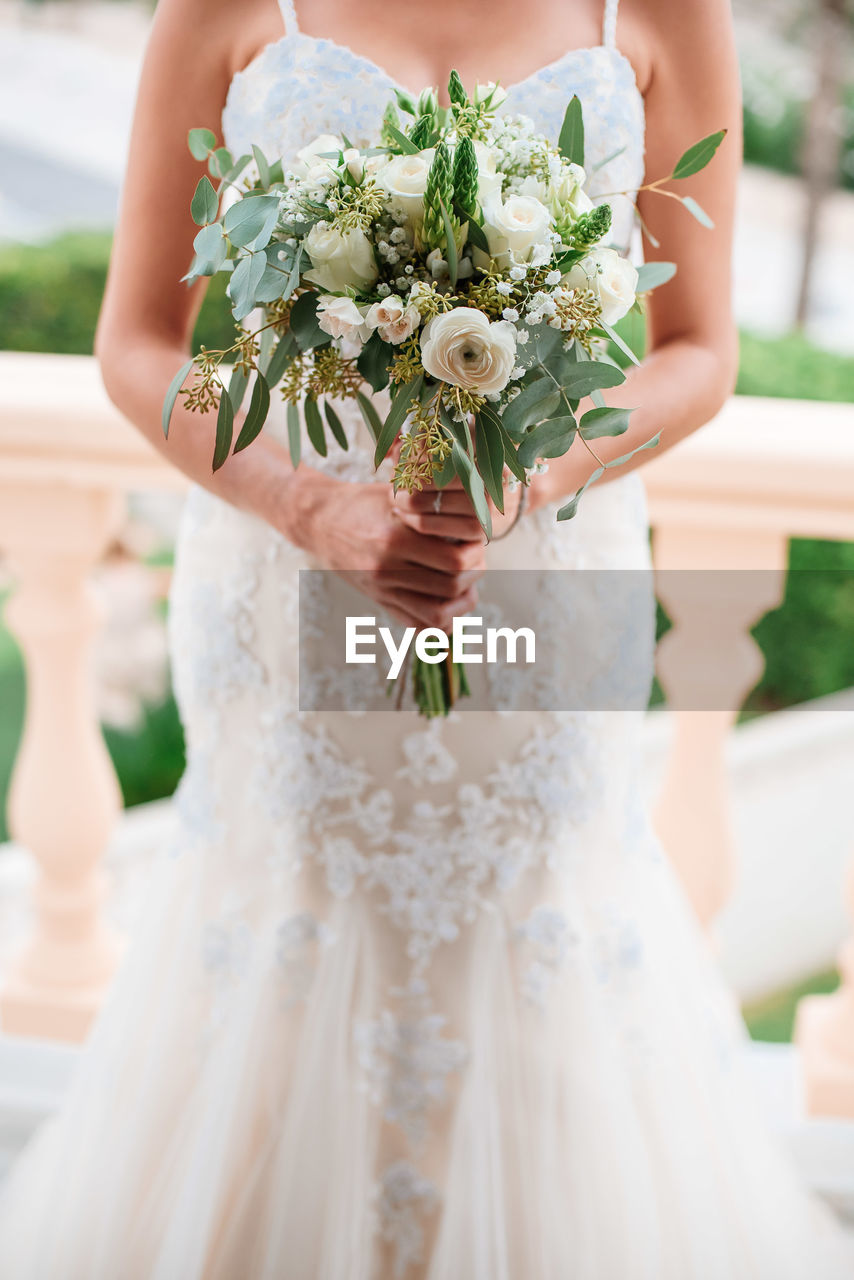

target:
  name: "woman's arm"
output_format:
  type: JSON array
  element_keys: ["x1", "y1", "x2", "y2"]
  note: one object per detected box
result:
[{"x1": 527, "y1": 0, "x2": 742, "y2": 512}]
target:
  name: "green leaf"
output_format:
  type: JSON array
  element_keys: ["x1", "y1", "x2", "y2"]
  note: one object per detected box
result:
[
  {"x1": 304, "y1": 396, "x2": 328, "y2": 456},
  {"x1": 431, "y1": 444, "x2": 457, "y2": 489},
  {"x1": 599, "y1": 320, "x2": 642, "y2": 368},
  {"x1": 501, "y1": 378, "x2": 561, "y2": 439},
  {"x1": 223, "y1": 193, "x2": 279, "y2": 249},
  {"x1": 374, "y1": 375, "x2": 423, "y2": 467},
  {"x1": 357, "y1": 330, "x2": 392, "y2": 392},
  {"x1": 393, "y1": 89, "x2": 417, "y2": 117},
  {"x1": 188, "y1": 127, "x2": 216, "y2": 160},
  {"x1": 579, "y1": 406, "x2": 632, "y2": 439},
  {"x1": 604, "y1": 431, "x2": 660, "y2": 470},
  {"x1": 265, "y1": 333, "x2": 297, "y2": 387},
  {"x1": 208, "y1": 147, "x2": 234, "y2": 179},
  {"x1": 385, "y1": 124, "x2": 421, "y2": 155},
  {"x1": 558, "y1": 95, "x2": 584, "y2": 166},
  {"x1": 356, "y1": 390, "x2": 383, "y2": 443},
  {"x1": 228, "y1": 364, "x2": 248, "y2": 414},
  {"x1": 191, "y1": 175, "x2": 218, "y2": 226},
  {"x1": 252, "y1": 143, "x2": 271, "y2": 188},
  {"x1": 681, "y1": 196, "x2": 714, "y2": 229},
  {"x1": 286, "y1": 401, "x2": 301, "y2": 467},
  {"x1": 438, "y1": 199, "x2": 458, "y2": 288},
  {"x1": 634, "y1": 261, "x2": 676, "y2": 292},
  {"x1": 556, "y1": 466, "x2": 604, "y2": 521},
  {"x1": 517, "y1": 415, "x2": 577, "y2": 468},
  {"x1": 224, "y1": 153, "x2": 252, "y2": 185},
  {"x1": 289, "y1": 291, "x2": 329, "y2": 351},
  {"x1": 212, "y1": 386, "x2": 234, "y2": 471},
  {"x1": 227, "y1": 250, "x2": 266, "y2": 321},
  {"x1": 451, "y1": 440, "x2": 492, "y2": 538},
  {"x1": 162, "y1": 358, "x2": 195, "y2": 438},
  {"x1": 190, "y1": 223, "x2": 226, "y2": 276},
  {"x1": 324, "y1": 401, "x2": 349, "y2": 450},
  {"x1": 671, "y1": 129, "x2": 726, "y2": 180},
  {"x1": 474, "y1": 412, "x2": 506, "y2": 513},
  {"x1": 233, "y1": 373, "x2": 271, "y2": 453},
  {"x1": 556, "y1": 359, "x2": 626, "y2": 397}
]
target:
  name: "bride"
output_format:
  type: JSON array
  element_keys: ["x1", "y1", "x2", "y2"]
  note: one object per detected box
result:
[{"x1": 2, "y1": 0, "x2": 852, "y2": 1275}]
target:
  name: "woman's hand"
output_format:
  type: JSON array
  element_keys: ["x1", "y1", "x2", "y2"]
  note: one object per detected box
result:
[
  {"x1": 394, "y1": 473, "x2": 526, "y2": 541},
  {"x1": 277, "y1": 469, "x2": 486, "y2": 632}
]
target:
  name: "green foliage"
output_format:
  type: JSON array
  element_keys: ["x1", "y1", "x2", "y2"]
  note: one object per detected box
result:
[
  {"x1": 452, "y1": 136, "x2": 479, "y2": 221},
  {"x1": 743, "y1": 969, "x2": 839, "y2": 1044}
]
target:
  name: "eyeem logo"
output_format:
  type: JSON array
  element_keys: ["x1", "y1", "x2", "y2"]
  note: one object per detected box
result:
[{"x1": 346, "y1": 616, "x2": 536, "y2": 679}]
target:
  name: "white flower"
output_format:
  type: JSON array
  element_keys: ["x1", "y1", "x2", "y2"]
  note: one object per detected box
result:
[
  {"x1": 374, "y1": 150, "x2": 435, "y2": 223},
  {"x1": 420, "y1": 308, "x2": 517, "y2": 395},
  {"x1": 341, "y1": 147, "x2": 364, "y2": 182},
  {"x1": 473, "y1": 143, "x2": 503, "y2": 204},
  {"x1": 474, "y1": 81, "x2": 507, "y2": 109},
  {"x1": 317, "y1": 295, "x2": 369, "y2": 342},
  {"x1": 304, "y1": 224, "x2": 378, "y2": 293},
  {"x1": 365, "y1": 295, "x2": 421, "y2": 345},
  {"x1": 292, "y1": 133, "x2": 342, "y2": 178},
  {"x1": 481, "y1": 194, "x2": 552, "y2": 266},
  {"x1": 563, "y1": 247, "x2": 638, "y2": 325}
]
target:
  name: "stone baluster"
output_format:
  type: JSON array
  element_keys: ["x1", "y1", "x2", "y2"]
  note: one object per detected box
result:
[
  {"x1": 652, "y1": 525, "x2": 789, "y2": 927},
  {"x1": 0, "y1": 478, "x2": 125, "y2": 1041}
]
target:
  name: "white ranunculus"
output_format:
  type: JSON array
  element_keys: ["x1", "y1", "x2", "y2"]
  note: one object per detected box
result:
[
  {"x1": 304, "y1": 224, "x2": 378, "y2": 293},
  {"x1": 420, "y1": 308, "x2": 517, "y2": 395},
  {"x1": 473, "y1": 142, "x2": 503, "y2": 204},
  {"x1": 365, "y1": 295, "x2": 421, "y2": 345},
  {"x1": 563, "y1": 247, "x2": 638, "y2": 325},
  {"x1": 374, "y1": 150, "x2": 435, "y2": 223},
  {"x1": 292, "y1": 133, "x2": 342, "y2": 178},
  {"x1": 482, "y1": 194, "x2": 553, "y2": 264}
]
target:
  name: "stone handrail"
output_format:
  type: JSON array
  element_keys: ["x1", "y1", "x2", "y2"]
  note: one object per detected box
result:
[{"x1": 0, "y1": 351, "x2": 853, "y2": 1114}]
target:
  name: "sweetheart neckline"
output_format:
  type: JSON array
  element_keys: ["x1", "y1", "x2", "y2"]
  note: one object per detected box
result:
[{"x1": 226, "y1": 29, "x2": 644, "y2": 123}]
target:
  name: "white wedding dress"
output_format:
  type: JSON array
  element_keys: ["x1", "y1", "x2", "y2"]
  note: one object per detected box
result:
[{"x1": 1, "y1": 1, "x2": 852, "y2": 1276}]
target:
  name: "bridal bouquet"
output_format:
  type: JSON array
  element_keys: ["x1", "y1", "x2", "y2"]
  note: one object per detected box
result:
[{"x1": 164, "y1": 71, "x2": 723, "y2": 715}]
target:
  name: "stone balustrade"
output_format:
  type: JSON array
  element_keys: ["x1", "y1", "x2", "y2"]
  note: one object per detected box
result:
[{"x1": 0, "y1": 351, "x2": 853, "y2": 1115}]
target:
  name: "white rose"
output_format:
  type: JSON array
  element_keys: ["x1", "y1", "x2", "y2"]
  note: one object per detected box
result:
[
  {"x1": 482, "y1": 194, "x2": 553, "y2": 264},
  {"x1": 341, "y1": 147, "x2": 364, "y2": 182},
  {"x1": 292, "y1": 133, "x2": 342, "y2": 178},
  {"x1": 564, "y1": 247, "x2": 638, "y2": 325},
  {"x1": 374, "y1": 150, "x2": 435, "y2": 223},
  {"x1": 473, "y1": 143, "x2": 503, "y2": 204},
  {"x1": 365, "y1": 295, "x2": 421, "y2": 345},
  {"x1": 317, "y1": 295, "x2": 370, "y2": 343},
  {"x1": 304, "y1": 224, "x2": 378, "y2": 293},
  {"x1": 474, "y1": 81, "x2": 507, "y2": 109},
  {"x1": 420, "y1": 308, "x2": 517, "y2": 395}
]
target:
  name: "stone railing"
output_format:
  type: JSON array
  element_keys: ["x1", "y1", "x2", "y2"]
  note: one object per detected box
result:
[{"x1": 1, "y1": 351, "x2": 853, "y2": 1114}]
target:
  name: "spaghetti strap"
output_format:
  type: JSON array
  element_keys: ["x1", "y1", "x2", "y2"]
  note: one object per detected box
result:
[
  {"x1": 278, "y1": 0, "x2": 300, "y2": 35},
  {"x1": 602, "y1": 0, "x2": 619, "y2": 48}
]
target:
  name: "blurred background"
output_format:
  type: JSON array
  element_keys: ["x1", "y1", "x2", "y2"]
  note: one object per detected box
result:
[{"x1": 0, "y1": 0, "x2": 853, "y2": 1179}]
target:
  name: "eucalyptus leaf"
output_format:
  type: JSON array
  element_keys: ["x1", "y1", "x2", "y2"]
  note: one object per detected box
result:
[
  {"x1": 223, "y1": 193, "x2": 279, "y2": 249},
  {"x1": 374, "y1": 375, "x2": 423, "y2": 467},
  {"x1": 599, "y1": 320, "x2": 642, "y2": 368},
  {"x1": 252, "y1": 144, "x2": 271, "y2": 188},
  {"x1": 265, "y1": 332, "x2": 297, "y2": 387},
  {"x1": 474, "y1": 412, "x2": 506, "y2": 513},
  {"x1": 558, "y1": 95, "x2": 584, "y2": 166},
  {"x1": 212, "y1": 387, "x2": 234, "y2": 472},
  {"x1": 162, "y1": 358, "x2": 195, "y2": 438},
  {"x1": 208, "y1": 147, "x2": 234, "y2": 180},
  {"x1": 579, "y1": 406, "x2": 632, "y2": 439},
  {"x1": 501, "y1": 378, "x2": 561, "y2": 438},
  {"x1": 517, "y1": 415, "x2": 577, "y2": 468},
  {"x1": 431, "y1": 443, "x2": 457, "y2": 489},
  {"x1": 604, "y1": 431, "x2": 661, "y2": 469},
  {"x1": 356, "y1": 390, "x2": 383, "y2": 443},
  {"x1": 304, "y1": 396, "x2": 328, "y2": 456},
  {"x1": 671, "y1": 129, "x2": 726, "y2": 180},
  {"x1": 324, "y1": 401, "x2": 349, "y2": 450},
  {"x1": 681, "y1": 196, "x2": 714, "y2": 229},
  {"x1": 556, "y1": 466, "x2": 604, "y2": 521},
  {"x1": 227, "y1": 250, "x2": 267, "y2": 320},
  {"x1": 634, "y1": 261, "x2": 677, "y2": 292},
  {"x1": 289, "y1": 290, "x2": 329, "y2": 351},
  {"x1": 557, "y1": 359, "x2": 626, "y2": 397},
  {"x1": 357, "y1": 330, "x2": 392, "y2": 392},
  {"x1": 287, "y1": 401, "x2": 301, "y2": 467},
  {"x1": 191, "y1": 175, "x2": 218, "y2": 226},
  {"x1": 451, "y1": 440, "x2": 492, "y2": 538},
  {"x1": 386, "y1": 123, "x2": 421, "y2": 154},
  {"x1": 228, "y1": 364, "x2": 248, "y2": 414},
  {"x1": 224, "y1": 153, "x2": 252, "y2": 185},
  {"x1": 191, "y1": 222, "x2": 226, "y2": 276},
  {"x1": 188, "y1": 127, "x2": 216, "y2": 160},
  {"x1": 233, "y1": 373, "x2": 270, "y2": 453}
]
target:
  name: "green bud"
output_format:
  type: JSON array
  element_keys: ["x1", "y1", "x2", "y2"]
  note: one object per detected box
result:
[
  {"x1": 422, "y1": 141, "x2": 456, "y2": 251},
  {"x1": 410, "y1": 114, "x2": 435, "y2": 150},
  {"x1": 569, "y1": 203, "x2": 612, "y2": 251},
  {"x1": 447, "y1": 70, "x2": 468, "y2": 109},
  {"x1": 452, "y1": 136, "x2": 479, "y2": 221}
]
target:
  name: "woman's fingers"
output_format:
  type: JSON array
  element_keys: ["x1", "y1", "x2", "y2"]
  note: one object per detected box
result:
[
  {"x1": 393, "y1": 510, "x2": 487, "y2": 542},
  {"x1": 378, "y1": 583, "x2": 480, "y2": 633}
]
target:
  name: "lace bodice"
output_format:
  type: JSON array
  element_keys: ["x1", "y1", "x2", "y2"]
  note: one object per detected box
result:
[{"x1": 222, "y1": 0, "x2": 645, "y2": 252}]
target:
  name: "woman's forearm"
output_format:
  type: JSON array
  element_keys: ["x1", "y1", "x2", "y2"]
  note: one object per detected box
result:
[
  {"x1": 96, "y1": 333, "x2": 335, "y2": 547},
  {"x1": 528, "y1": 333, "x2": 738, "y2": 512}
]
